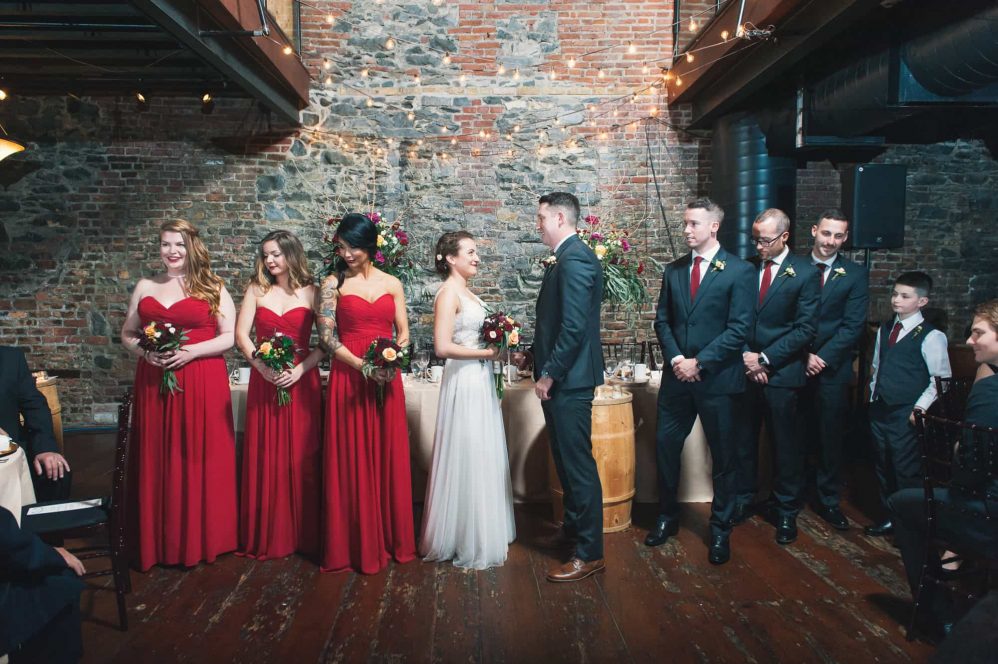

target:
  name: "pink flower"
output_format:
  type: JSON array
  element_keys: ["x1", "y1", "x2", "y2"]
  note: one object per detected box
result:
[
  {"x1": 395, "y1": 230, "x2": 409, "y2": 246},
  {"x1": 621, "y1": 238, "x2": 631, "y2": 252},
  {"x1": 375, "y1": 250, "x2": 386, "y2": 264},
  {"x1": 584, "y1": 214, "x2": 600, "y2": 226},
  {"x1": 365, "y1": 211, "x2": 382, "y2": 223},
  {"x1": 591, "y1": 232, "x2": 604, "y2": 242}
]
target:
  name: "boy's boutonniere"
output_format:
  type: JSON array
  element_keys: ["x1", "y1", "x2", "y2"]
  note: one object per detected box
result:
[
  {"x1": 912, "y1": 324, "x2": 924, "y2": 339},
  {"x1": 782, "y1": 264, "x2": 796, "y2": 278},
  {"x1": 832, "y1": 266, "x2": 847, "y2": 280},
  {"x1": 710, "y1": 258, "x2": 726, "y2": 273},
  {"x1": 540, "y1": 255, "x2": 557, "y2": 268}
]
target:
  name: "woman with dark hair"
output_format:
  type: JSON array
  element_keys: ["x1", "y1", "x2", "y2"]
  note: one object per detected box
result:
[
  {"x1": 235, "y1": 230, "x2": 323, "y2": 560},
  {"x1": 316, "y1": 213, "x2": 416, "y2": 573},
  {"x1": 419, "y1": 231, "x2": 515, "y2": 569},
  {"x1": 120, "y1": 219, "x2": 238, "y2": 571}
]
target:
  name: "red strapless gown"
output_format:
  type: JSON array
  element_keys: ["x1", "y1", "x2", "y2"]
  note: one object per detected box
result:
[
  {"x1": 320, "y1": 293, "x2": 416, "y2": 573},
  {"x1": 239, "y1": 306, "x2": 321, "y2": 560},
  {"x1": 130, "y1": 296, "x2": 238, "y2": 571}
]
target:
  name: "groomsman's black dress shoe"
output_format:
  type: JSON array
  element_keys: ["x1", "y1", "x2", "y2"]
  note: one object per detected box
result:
[
  {"x1": 730, "y1": 503, "x2": 752, "y2": 526},
  {"x1": 775, "y1": 515, "x2": 798, "y2": 545},
  {"x1": 546, "y1": 557, "x2": 606, "y2": 582},
  {"x1": 708, "y1": 534, "x2": 730, "y2": 565},
  {"x1": 864, "y1": 520, "x2": 894, "y2": 536},
  {"x1": 814, "y1": 505, "x2": 850, "y2": 531},
  {"x1": 644, "y1": 516, "x2": 679, "y2": 547}
]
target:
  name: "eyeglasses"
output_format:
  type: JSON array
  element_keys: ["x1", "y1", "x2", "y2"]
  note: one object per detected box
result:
[{"x1": 753, "y1": 234, "x2": 785, "y2": 247}]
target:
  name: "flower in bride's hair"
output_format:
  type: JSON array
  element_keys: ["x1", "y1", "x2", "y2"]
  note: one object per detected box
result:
[{"x1": 436, "y1": 254, "x2": 443, "y2": 261}]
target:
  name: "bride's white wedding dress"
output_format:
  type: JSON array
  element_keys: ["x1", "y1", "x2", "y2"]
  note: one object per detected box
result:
[{"x1": 419, "y1": 292, "x2": 516, "y2": 569}]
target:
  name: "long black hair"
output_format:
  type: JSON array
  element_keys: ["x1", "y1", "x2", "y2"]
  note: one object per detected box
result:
[{"x1": 332, "y1": 212, "x2": 379, "y2": 288}]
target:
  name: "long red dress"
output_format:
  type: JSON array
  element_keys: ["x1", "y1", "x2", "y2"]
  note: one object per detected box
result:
[
  {"x1": 238, "y1": 306, "x2": 321, "y2": 560},
  {"x1": 321, "y1": 293, "x2": 416, "y2": 573},
  {"x1": 130, "y1": 296, "x2": 238, "y2": 571}
]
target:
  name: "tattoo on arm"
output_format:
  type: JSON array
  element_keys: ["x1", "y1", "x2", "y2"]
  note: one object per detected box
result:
[{"x1": 318, "y1": 282, "x2": 342, "y2": 354}]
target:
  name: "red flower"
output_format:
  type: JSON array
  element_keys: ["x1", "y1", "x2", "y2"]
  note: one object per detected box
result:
[{"x1": 637, "y1": 262, "x2": 644, "y2": 274}]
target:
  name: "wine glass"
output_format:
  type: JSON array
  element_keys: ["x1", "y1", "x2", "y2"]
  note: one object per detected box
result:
[{"x1": 412, "y1": 350, "x2": 430, "y2": 382}]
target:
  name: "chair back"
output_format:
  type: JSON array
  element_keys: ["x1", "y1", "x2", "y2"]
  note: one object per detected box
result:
[
  {"x1": 932, "y1": 376, "x2": 974, "y2": 420},
  {"x1": 645, "y1": 341, "x2": 663, "y2": 371},
  {"x1": 109, "y1": 390, "x2": 133, "y2": 557},
  {"x1": 915, "y1": 411, "x2": 998, "y2": 521}
]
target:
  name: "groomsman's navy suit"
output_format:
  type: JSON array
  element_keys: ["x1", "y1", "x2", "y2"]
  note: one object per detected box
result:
[
  {"x1": 0, "y1": 346, "x2": 70, "y2": 501},
  {"x1": 799, "y1": 255, "x2": 869, "y2": 510},
  {"x1": 533, "y1": 233, "x2": 605, "y2": 561},
  {"x1": 737, "y1": 252, "x2": 820, "y2": 518},
  {"x1": 653, "y1": 246, "x2": 755, "y2": 536}
]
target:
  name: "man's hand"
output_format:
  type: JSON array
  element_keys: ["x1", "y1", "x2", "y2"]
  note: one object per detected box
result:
[
  {"x1": 673, "y1": 358, "x2": 701, "y2": 382},
  {"x1": 535, "y1": 375, "x2": 554, "y2": 400},
  {"x1": 805, "y1": 353, "x2": 827, "y2": 377},
  {"x1": 909, "y1": 408, "x2": 924, "y2": 427},
  {"x1": 750, "y1": 371, "x2": 770, "y2": 384},
  {"x1": 55, "y1": 547, "x2": 86, "y2": 576},
  {"x1": 743, "y1": 351, "x2": 763, "y2": 373},
  {"x1": 34, "y1": 452, "x2": 70, "y2": 480}
]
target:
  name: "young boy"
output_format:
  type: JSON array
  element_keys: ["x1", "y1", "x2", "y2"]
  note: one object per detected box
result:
[{"x1": 866, "y1": 271, "x2": 951, "y2": 535}]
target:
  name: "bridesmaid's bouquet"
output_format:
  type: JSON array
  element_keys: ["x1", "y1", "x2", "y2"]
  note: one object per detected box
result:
[
  {"x1": 138, "y1": 321, "x2": 189, "y2": 395},
  {"x1": 253, "y1": 332, "x2": 299, "y2": 406},
  {"x1": 481, "y1": 312, "x2": 522, "y2": 399},
  {"x1": 361, "y1": 337, "x2": 410, "y2": 407}
]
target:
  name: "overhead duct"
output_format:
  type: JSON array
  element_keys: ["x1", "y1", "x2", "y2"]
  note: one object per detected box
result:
[{"x1": 710, "y1": 112, "x2": 797, "y2": 260}]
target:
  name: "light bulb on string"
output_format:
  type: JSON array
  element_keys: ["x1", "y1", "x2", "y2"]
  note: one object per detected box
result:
[
  {"x1": 675, "y1": 76, "x2": 683, "y2": 86},
  {"x1": 0, "y1": 89, "x2": 7, "y2": 101},
  {"x1": 385, "y1": 37, "x2": 395, "y2": 49},
  {"x1": 686, "y1": 52, "x2": 694, "y2": 63},
  {"x1": 736, "y1": 24, "x2": 745, "y2": 38},
  {"x1": 361, "y1": 68, "x2": 369, "y2": 77},
  {"x1": 549, "y1": 71, "x2": 557, "y2": 81},
  {"x1": 497, "y1": 63, "x2": 506, "y2": 75},
  {"x1": 513, "y1": 68, "x2": 520, "y2": 81},
  {"x1": 568, "y1": 57, "x2": 576, "y2": 68},
  {"x1": 689, "y1": 18, "x2": 698, "y2": 32},
  {"x1": 642, "y1": 64, "x2": 650, "y2": 75},
  {"x1": 283, "y1": 45, "x2": 293, "y2": 55},
  {"x1": 413, "y1": 74, "x2": 421, "y2": 85},
  {"x1": 599, "y1": 131, "x2": 608, "y2": 140},
  {"x1": 407, "y1": 111, "x2": 415, "y2": 121},
  {"x1": 721, "y1": 30, "x2": 730, "y2": 41},
  {"x1": 366, "y1": 98, "x2": 373, "y2": 107},
  {"x1": 443, "y1": 53, "x2": 452, "y2": 65},
  {"x1": 597, "y1": 69, "x2": 605, "y2": 79},
  {"x1": 612, "y1": 109, "x2": 619, "y2": 117},
  {"x1": 554, "y1": 117, "x2": 560, "y2": 125},
  {"x1": 628, "y1": 41, "x2": 636, "y2": 54},
  {"x1": 325, "y1": 76, "x2": 333, "y2": 86},
  {"x1": 513, "y1": 124, "x2": 520, "y2": 133},
  {"x1": 417, "y1": 139, "x2": 424, "y2": 146},
  {"x1": 662, "y1": 69, "x2": 673, "y2": 81},
  {"x1": 326, "y1": 14, "x2": 335, "y2": 24},
  {"x1": 459, "y1": 74, "x2": 467, "y2": 86},
  {"x1": 323, "y1": 59, "x2": 332, "y2": 70},
  {"x1": 440, "y1": 126, "x2": 448, "y2": 134},
  {"x1": 479, "y1": 129, "x2": 486, "y2": 138},
  {"x1": 450, "y1": 138, "x2": 457, "y2": 145},
  {"x1": 649, "y1": 106, "x2": 659, "y2": 116}
]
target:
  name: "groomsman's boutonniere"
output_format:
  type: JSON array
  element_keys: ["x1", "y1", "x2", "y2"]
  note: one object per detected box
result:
[
  {"x1": 912, "y1": 324, "x2": 924, "y2": 339},
  {"x1": 540, "y1": 255, "x2": 557, "y2": 269},
  {"x1": 710, "y1": 258, "x2": 726, "y2": 273},
  {"x1": 832, "y1": 266, "x2": 847, "y2": 280},
  {"x1": 782, "y1": 264, "x2": 796, "y2": 278}
]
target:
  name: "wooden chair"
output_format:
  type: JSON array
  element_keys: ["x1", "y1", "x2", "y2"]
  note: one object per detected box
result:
[
  {"x1": 907, "y1": 412, "x2": 998, "y2": 641},
  {"x1": 21, "y1": 390, "x2": 133, "y2": 631},
  {"x1": 930, "y1": 376, "x2": 975, "y2": 420},
  {"x1": 645, "y1": 341, "x2": 663, "y2": 371}
]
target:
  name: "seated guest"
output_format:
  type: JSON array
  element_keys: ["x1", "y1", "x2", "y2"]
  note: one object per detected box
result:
[
  {"x1": 866, "y1": 272, "x2": 951, "y2": 536},
  {"x1": 888, "y1": 299, "x2": 998, "y2": 640},
  {"x1": 0, "y1": 347, "x2": 72, "y2": 501},
  {"x1": 0, "y1": 506, "x2": 86, "y2": 663}
]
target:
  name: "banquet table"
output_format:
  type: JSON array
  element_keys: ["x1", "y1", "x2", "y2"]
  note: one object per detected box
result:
[
  {"x1": 0, "y1": 445, "x2": 37, "y2": 526},
  {"x1": 230, "y1": 374, "x2": 713, "y2": 504}
]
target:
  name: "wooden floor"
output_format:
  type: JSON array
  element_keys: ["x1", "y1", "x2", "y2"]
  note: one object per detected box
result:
[{"x1": 65, "y1": 432, "x2": 932, "y2": 663}]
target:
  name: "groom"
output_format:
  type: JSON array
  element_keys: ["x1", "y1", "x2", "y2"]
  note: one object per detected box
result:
[{"x1": 529, "y1": 192, "x2": 606, "y2": 582}]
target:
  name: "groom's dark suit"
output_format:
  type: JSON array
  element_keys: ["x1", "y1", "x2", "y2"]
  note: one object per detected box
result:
[
  {"x1": 653, "y1": 246, "x2": 754, "y2": 536},
  {"x1": 534, "y1": 233, "x2": 605, "y2": 561},
  {"x1": 799, "y1": 255, "x2": 868, "y2": 509},
  {"x1": 737, "y1": 253, "x2": 820, "y2": 517}
]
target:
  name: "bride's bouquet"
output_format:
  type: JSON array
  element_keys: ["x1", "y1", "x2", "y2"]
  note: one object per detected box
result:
[
  {"x1": 361, "y1": 337, "x2": 410, "y2": 407},
  {"x1": 138, "y1": 321, "x2": 189, "y2": 395},
  {"x1": 481, "y1": 312, "x2": 522, "y2": 399},
  {"x1": 252, "y1": 332, "x2": 300, "y2": 406}
]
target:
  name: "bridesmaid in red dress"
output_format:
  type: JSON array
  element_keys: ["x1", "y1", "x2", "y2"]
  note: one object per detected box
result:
[
  {"x1": 120, "y1": 219, "x2": 238, "y2": 571},
  {"x1": 317, "y1": 213, "x2": 416, "y2": 574},
  {"x1": 235, "y1": 230, "x2": 323, "y2": 560}
]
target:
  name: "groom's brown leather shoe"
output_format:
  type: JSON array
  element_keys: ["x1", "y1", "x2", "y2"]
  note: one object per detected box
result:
[{"x1": 546, "y1": 557, "x2": 606, "y2": 582}]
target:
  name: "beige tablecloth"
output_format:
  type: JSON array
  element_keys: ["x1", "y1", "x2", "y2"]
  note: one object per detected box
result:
[
  {"x1": 230, "y1": 376, "x2": 714, "y2": 504},
  {"x1": 0, "y1": 446, "x2": 37, "y2": 526}
]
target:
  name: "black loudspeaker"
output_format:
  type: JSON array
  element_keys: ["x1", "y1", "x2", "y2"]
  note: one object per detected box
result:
[{"x1": 841, "y1": 164, "x2": 907, "y2": 249}]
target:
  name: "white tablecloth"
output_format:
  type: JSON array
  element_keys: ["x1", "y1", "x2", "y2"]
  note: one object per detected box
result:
[
  {"x1": 230, "y1": 376, "x2": 713, "y2": 504},
  {"x1": 0, "y1": 446, "x2": 37, "y2": 526}
]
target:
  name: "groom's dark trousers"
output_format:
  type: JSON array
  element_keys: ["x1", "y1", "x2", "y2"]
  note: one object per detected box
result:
[
  {"x1": 533, "y1": 234, "x2": 605, "y2": 561},
  {"x1": 653, "y1": 247, "x2": 755, "y2": 536}
]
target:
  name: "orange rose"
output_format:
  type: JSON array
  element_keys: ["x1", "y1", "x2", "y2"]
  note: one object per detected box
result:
[
  {"x1": 509, "y1": 331, "x2": 520, "y2": 345},
  {"x1": 382, "y1": 347, "x2": 398, "y2": 362}
]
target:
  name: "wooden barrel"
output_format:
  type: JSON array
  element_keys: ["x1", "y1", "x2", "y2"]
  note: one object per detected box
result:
[
  {"x1": 548, "y1": 390, "x2": 636, "y2": 533},
  {"x1": 33, "y1": 373, "x2": 64, "y2": 454}
]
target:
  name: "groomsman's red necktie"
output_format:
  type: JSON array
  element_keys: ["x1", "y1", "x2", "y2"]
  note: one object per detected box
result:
[
  {"x1": 817, "y1": 263, "x2": 827, "y2": 287},
  {"x1": 888, "y1": 320, "x2": 903, "y2": 347},
  {"x1": 758, "y1": 260, "x2": 775, "y2": 304},
  {"x1": 690, "y1": 256, "x2": 704, "y2": 300}
]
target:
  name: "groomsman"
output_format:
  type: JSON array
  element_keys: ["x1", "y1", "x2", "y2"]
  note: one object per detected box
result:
[
  {"x1": 800, "y1": 210, "x2": 869, "y2": 530},
  {"x1": 648, "y1": 198, "x2": 755, "y2": 565},
  {"x1": 737, "y1": 208, "x2": 820, "y2": 545}
]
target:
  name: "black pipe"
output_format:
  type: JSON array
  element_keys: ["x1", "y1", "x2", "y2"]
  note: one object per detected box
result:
[{"x1": 903, "y1": 3, "x2": 998, "y2": 96}]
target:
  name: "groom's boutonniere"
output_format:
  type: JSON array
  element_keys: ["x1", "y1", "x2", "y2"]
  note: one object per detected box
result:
[
  {"x1": 782, "y1": 264, "x2": 796, "y2": 278},
  {"x1": 832, "y1": 266, "x2": 847, "y2": 280},
  {"x1": 540, "y1": 255, "x2": 557, "y2": 268},
  {"x1": 710, "y1": 258, "x2": 726, "y2": 273}
]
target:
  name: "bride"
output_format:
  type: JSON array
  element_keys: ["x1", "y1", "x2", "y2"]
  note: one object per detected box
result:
[{"x1": 419, "y1": 231, "x2": 516, "y2": 569}]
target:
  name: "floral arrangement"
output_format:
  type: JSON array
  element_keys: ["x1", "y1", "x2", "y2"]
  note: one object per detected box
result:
[
  {"x1": 138, "y1": 321, "x2": 189, "y2": 394},
  {"x1": 361, "y1": 337, "x2": 410, "y2": 406},
  {"x1": 540, "y1": 214, "x2": 650, "y2": 308},
  {"x1": 481, "y1": 311, "x2": 522, "y2": 399},
  {"x1": 323, "y1": 211, "x2": 417, "y2": 289},
  {"x1": 253, "y1": 332, "x2": 300, "y2": 406}
]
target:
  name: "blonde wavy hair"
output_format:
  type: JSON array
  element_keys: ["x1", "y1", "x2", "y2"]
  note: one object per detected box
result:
[
  {"x1": 249, "y1": 230, "x2": 314, "y2": 293},
  {"x1": 159, "y1": 219, "x2": 224, "y2": 315}
]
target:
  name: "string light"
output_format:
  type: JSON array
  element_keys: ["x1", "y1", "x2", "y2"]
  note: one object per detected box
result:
[
  {"x1": 736, "y1": 24, "x2": 745, "y2": 38},
  {"x1": 385, "y1": 36, "x2": 395, "y2": 49},
  {"x1": 413, "y1": 74, "x2": 421, "y2": 85},
  {"x1": 628, "y1": 41, "x2": 636, "y2": 54},
  {"x1": 549, "y1": 71, "x2": 557, "y2": 80},
  {"x1": 497, "y1": 63, "x2": 506, "y2": 75},
  {"x1": 366, "y1": 98, "x2": 374, "y2": 107},
  {"x1": 642, "y1": 64, "x2": 650, "y2": 74},
  {"x1": 443, "y1": 53, "x2": 452, "y2": 65},
  {"x1": 568, "y1": 57, "x2": 576, "y2": 68},
  {"x1": 361, "y1": 68, "x2": 369, "y2": 77},
  {"x1": 326, "y1": 14, "x2": 334, "y2": 24},
  {"x1": 721, "y1": 30, "x2": 730, "y2": 41},
  {"x1": 459, "y1": 74, "x2": 467, "y2": 85},
  {"x1": 417, "y1": 139, "x2": 424, "y2": 146},
  {"x1": 0, "y1": 89, "x2": 7, "y2": 101},
  {"x1": 513, "y1": 68, "x2": 520, "y2": 81},
  {"x1": 513, "y1": 124, "x2": 521, "y2": 133},
  {"x1": 597, "y1": 69, "x2": 605, "y2": 79},
  {"x1": 407, "y1": 111, "x2": 415, "y2": 121},
  {"x1": 675, "y1": 75, "x2": 683, "y2": 86},
  {"x1": 323, "y1": 59, "x2": 332, "y2": 70},
  {"x1": 686, "y1": 52, "x2": 694, "y2": 63},
  {"x1": 283, "y1": 45, "x2": 293, "y2": 55},
  {"x1": 325, "y1": 76, "x2": 333, "y2": 85},
  {"x1": 689, "y1": 18, "x2": 698, "y2": 32},
  {"x1": 450, "y1": 138, "x2": 457, "y2": 145},
  {"x1": 649, "y1": 106, "x2": 658, "y2": 116}
]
